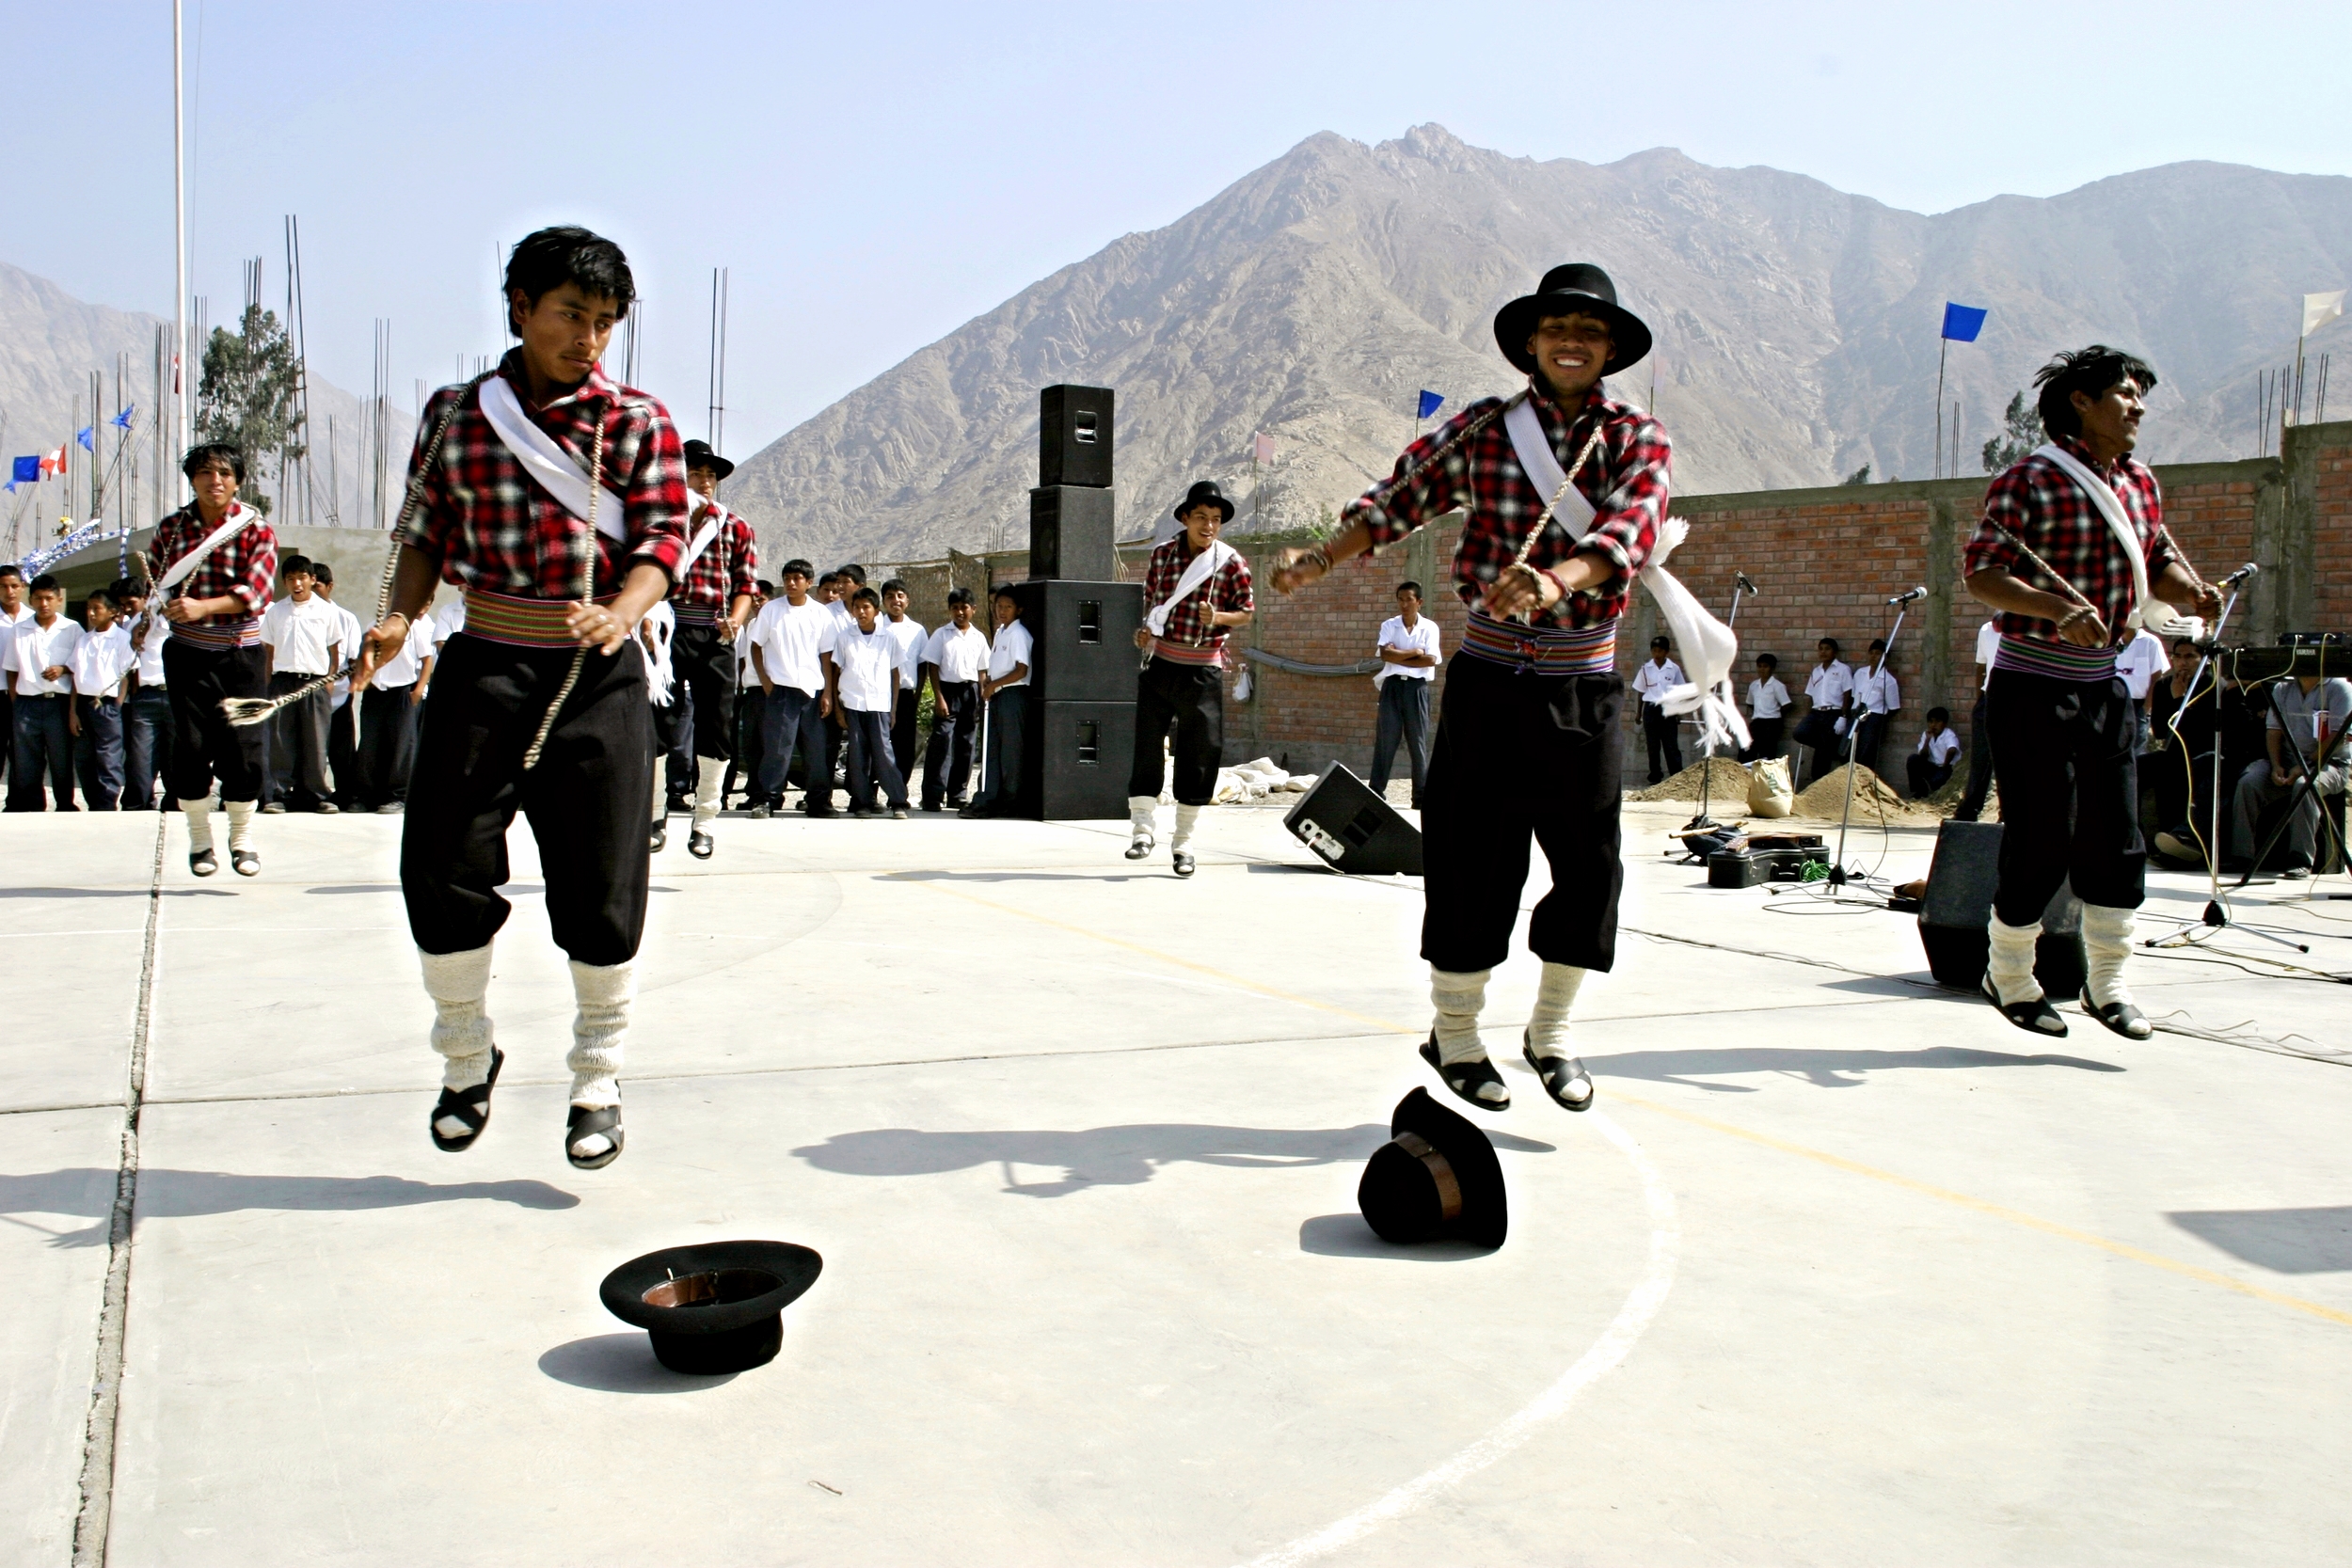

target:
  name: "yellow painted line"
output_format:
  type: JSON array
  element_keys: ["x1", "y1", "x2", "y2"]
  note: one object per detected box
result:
[{"x1": 1614, "y1": 1090, "x2": 2352, "y2": 1331}]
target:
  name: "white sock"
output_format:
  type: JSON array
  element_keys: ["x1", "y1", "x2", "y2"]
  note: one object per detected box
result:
[
  {"x1": 181, "y1": 797, "x2": 215, "y2": 854},
  {"x1": 2080, "y1": 904, "x2": 2138, "y2": 1012},
  {"x1": 421, "y1": 945, "x2": 496, "y2": 1141},
  {"x1": 1171, "y1": 802, "x2": 1202, "y2": 851},
  {"x1": 651, "y1": 770, "x2": 666, "y2": 828},
  {"x1": 1527, "y1": 962, "x2": 1586, "y2": 1060},
  {"x1": 1986, "y1": 915, "x2": 2044, "y2": 1006},
  {"x1": 693, "y1": 757, "x2": 724, "y2": 828},
  {"x1": 567, "y1": 959, "x2": 635, "y2": 1159},
  {"x1": 1128, "y1": 796, "x2": 1157, "y2": 844},
  {"x1": 223, "y1": 799, "x2": 256, "y2": 850},
  {"x1": 1430, "y1": 967, "x2": 1493, "y2": 1068}
]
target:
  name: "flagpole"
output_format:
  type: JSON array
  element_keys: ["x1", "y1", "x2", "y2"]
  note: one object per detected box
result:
[
  {"x1": 1933, "y1": 337, "x2": 1948, "y2": 481},
  {"x1": 173, "y1": 0, "x2": 188, "y2": 501}
]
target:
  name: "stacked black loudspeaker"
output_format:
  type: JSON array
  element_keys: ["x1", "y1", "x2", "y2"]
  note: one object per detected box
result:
[{"x1": 1009, "y1": 385, "x2": 1142, "y2": 820}]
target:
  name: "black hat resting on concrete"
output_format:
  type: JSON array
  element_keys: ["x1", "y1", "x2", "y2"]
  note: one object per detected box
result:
[
  {"x1": 681, "y1": 439, "x2": 735, "y2": 482},
  {"x1": 1173, "y1": 480, "x2": 1235, "y2": 524},
  {"x1": 1358, "y1": 1087, "x2": 1506, "y2": 1248},
  {"x1": 1493, "y1": 262, "x2": 1653, "y2": 378},
  {"x1": 601, "y1": 1239, "x2": 821, "y2": 1374}
]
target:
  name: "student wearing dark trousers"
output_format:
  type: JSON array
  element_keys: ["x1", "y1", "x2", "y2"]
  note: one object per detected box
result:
[
  {"x1": 962, "y1": 586, "x2": 1033, "y2": 818},
  {"x1": 1629, "y1": 634, "x2": 1684, "y2": 784},
  {"x1": 71, "y1": 586, "x2": 134, "y2": 809},
  {"x1": 748, "y1": 561, "x2": 833, "y2": 816},
  {"x1": 0, "y1": 565, "x2": 28, "y2": 799},
  {"x1": 5, "y1": 575, "x2": 84, "y2": 810},
  {"x1": 260, "y1": 555, "x2": 341, "y2": 813},
  {"x1": 920, "y1": 588, "x2": 988, "y2": 810},
  {"x1": 1369, "y1": 580, "x2": 1439, "y2": 806},
  {"x1": 118, "y1": 580, "x2": 174, "y2": 810}
]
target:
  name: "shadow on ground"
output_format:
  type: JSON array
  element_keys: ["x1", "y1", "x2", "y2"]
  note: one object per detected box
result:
[
  {"x1": 1584, "y1": 1044, "x2": 2124, "y2": 1092},
  {"x1": 1298, "y1": 1213, "x2": 1498, "y2": 1261},
  {"x1": 539, "y1": 1333, "x2": 739, "y2": 1392},
  {"x1": 793, "y1": 1123, "x2": 1391, "y2": 1197},
  {"x1": 2169, "y1": 1206, "x2": 2352, "y2": 1274},
  {"x1": 0, "y1": 1168, "x2": 578, "y2": 1246}
]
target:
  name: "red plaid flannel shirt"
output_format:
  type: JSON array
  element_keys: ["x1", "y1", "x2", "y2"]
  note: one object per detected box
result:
[
  {"x1": 1345, "y1": 384, "x2": 1671, "y2": 630},
  {"x1": 670, "y1": 499, "x2": 759, "y2": 611},
  {"x1": 151, "y1": 501, "x2": 277, "y2": 626},
  {"x1": 399, "y1": 352, "x2": 690, "y2": 600},
  {"x1": 1144, "y1": 533, "x2": 1254, "y2": 658},
  {"x1": 1963, "y1": 435, "x2": 2174, "y2": 648}
]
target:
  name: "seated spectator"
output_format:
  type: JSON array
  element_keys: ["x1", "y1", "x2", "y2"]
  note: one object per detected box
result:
[{"x1": 1907, "y1": 705, "x2": 1961, "y2": 799}]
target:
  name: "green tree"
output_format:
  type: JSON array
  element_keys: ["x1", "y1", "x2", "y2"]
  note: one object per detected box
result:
[
  {"x1": 1841, "y1": 464, "x2": 1872, "y2": 485},
  {"x1": 196, "y1": 303, "x2": 305, "y2": 515},
  {"x1": 1980, "y1": 390, "x2": 2039, "y2": 473}
]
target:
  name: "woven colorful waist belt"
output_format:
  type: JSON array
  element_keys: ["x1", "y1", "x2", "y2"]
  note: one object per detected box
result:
[
  {"x1": 168, "y1": 616, "x2": 262, "y2": 650},
  {"x1": 461, "y1": 588, "x2": 617, "y2": 648},
  {"x1": 1150, "y1": 636, "x2": 1225, "y2": 668},
  {"x1": 1992, "y1": 633, "x2": 2120, "y2": 683},
  {"x1": 673, "y1": 603, "x2": 720, "y2": 626},
  {"x1": 1456, "y1": 612, "x2": 1618, "y2": 675}
]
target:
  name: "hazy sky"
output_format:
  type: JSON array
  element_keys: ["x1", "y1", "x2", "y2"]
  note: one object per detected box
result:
[{"x1": 6, "y1": 0, "x2": 2346, "y2": 457}]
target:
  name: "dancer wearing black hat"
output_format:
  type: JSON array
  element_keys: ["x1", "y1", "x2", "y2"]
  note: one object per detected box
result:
[
  {"x1": 356, "y1": 226, "x2": 691, "y2": 1170},
  {"x1": 665, "y1": 438, "x2": 758, "y2": 859},
  {"x1": 1127, "y1": 480, "x2": 1253, "y2": 877},
  {"x1": 1273, "y1": 263, "x2": 1731, "y2": 1116}
]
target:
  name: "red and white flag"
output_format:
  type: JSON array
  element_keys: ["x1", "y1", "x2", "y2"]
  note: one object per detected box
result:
[
  {"x1": 1252, "y1": 433, "x2": 1275, "y2": 464},
  {"x1": 40, "y1": 445, "x2": 66, "y2": 478}
]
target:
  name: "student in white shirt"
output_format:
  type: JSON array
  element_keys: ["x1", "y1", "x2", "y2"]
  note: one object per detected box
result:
[
  {"x1": 748, "y1": 559, "x2": 837, "y2": 816},
  {"x1": 1795, "y1": 638, "x2": 1855, "y2": 787},
  {"x1": 876, "y1": 578, "x2": 927, "y2": 809},
  {"x1": 1629, "y1": 634, "x2": 1686, "y2": 784},
  {"x1": 919, "y1": 586, "x2": 991, "y2": 810},
  {"x1": 5, "y1": 574, "x2": 85, "y2": 810},
  {"x1": 355, "y1": 605, "x2": 436, "y2": 813},
  {"x1": 719, "y1": 578, "x2": 771, "y2": 811},
  {"x1": 823, "y1": 586, "x2": 911, "y2": 817},
  {"x1": 116, "y1": 578, "x2": 173, "y2": 810},
  {"x1": 1908, "y1": 705, "x2": 1962, "y2": 799},
  {"x1": 1850, "y1": 638, "x2": 1900, "y2": 777},
  {"x1": 1954, "y1": 617, "x2": 2000, "y2": 821},
  {"x1": 1368, "y1": 579, "x2": 1441, "y2": 806},
  {"x1": 0, "y1": 564, "x2": 28, "y2": 801},
  {"x1": 816, "y1": 568, "x2": 859, "y2": 807},
  {"x1": 71, "y1": 585, "x2": 135, "y2": 810},
  {"x1": 1741, "y1": 653, "x2": 1790, "y2": 761},
  {"x1": 258, "y1": 553, "x2": 342, "y2": 813},
  {"x1": 961, "y1": 584, "x2": 1033, "y2": 818},
  {"x1": 2116, "y1": 626, "x2": 2167, "y2": 756},
  {"x1": 311, "y1": 562, "x2": 368, "y2": 808}
]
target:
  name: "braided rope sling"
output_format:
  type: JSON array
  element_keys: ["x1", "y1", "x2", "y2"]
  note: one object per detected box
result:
[{"x1": 519, "y1": 418, "x2": 606, "y2": 771}]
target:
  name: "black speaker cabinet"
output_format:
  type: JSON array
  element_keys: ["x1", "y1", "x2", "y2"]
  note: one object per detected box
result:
[
  {"x1": 1029, "y1": 485, "x2": 1117, "y2": 581},
  {"x1": 1011, "y1": 700, "x2": 1136, "y2": 821},
  {"x1": 1916, "y1": 819, "x2": 2087, "y2": 998},
  {"x1": 1283, "y1": 763, "x2": 1423, "y2": 876},
  {"x1": 1010, "y1": 580, "x2": 1143, "y2": 703},
  {"x1": 1040, "y1": 384, "x2": 1114, "y2": 489}
]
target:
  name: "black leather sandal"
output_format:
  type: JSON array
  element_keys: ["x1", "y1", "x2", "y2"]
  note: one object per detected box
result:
[
  {"x1": 1522, "y1": 1034, "x2": 1596, "y2": 1111},
  {"x1": 230, "y1": 848, "x2": 260, "y2": 877},
  {"x1": 649, "y1": 822, "x2": 667, "y2": 853},
  {"x1": 430, "y1": 1047, "x2": 504, "y2": 1152},
  {"x1": 189, "y1": 847, "x2": 217, "y2": 878},
  {"x1": 1171, "y1": 849, "x2": 1196, "y2": 878},
  {"x1": 1981, "y1": 974, "x2": 2067, "y2": 1037},
  {"x1": 1420, "y1": 1033, "x2": 1509, "y2": 1113},
  {"x1": 566, "y1": 1101, "x2": 626, "y2": 1170},
  {"x1": 689, "y1": 829, "x2": 714, "y2": 860},
  {"x1": 2082, "y1": 998, "x2": 2152, "y2": 1039}
]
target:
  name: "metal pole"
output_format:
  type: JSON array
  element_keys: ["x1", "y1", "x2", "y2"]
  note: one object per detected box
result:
[
  {"x1": 1933, "y1": 338, "x2": 1948, "y2": 481},
  {"x1": 173, "y1": 0, "x2": 188, "y2": 501}
]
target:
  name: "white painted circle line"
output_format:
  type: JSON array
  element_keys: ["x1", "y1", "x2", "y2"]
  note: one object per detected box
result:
[{"x1": 1238, "y1": 1109, "x2": 1681, "y2": 1568}]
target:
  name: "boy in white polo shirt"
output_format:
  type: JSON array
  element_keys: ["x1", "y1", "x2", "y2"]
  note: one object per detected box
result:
[
  {"x1": 920, "y1": 587, "x2": 989, "y2": 811},
  {"x1": 4, "y1": 574, "x2": 83, "y2": 810},
  {"x1": 749, "y1": 559, "x2": 835, "y2": 817},
  {"x1": 877, "y1": 578, "x2": 927, "y2": 807},
  {"x1": 824, "y1": 586, "x2": 910, "y2": 818},
  {"x1": 1369, "y1": 579, "x2": 1440, "y2": 806},
  {"x1": 1742, "y1": 653, "x2": 1790, "y2": 760},
  {"x1": 961, "y1": 585, "x2": 1033, "y2": 818},
  {"x1": 72, "y1": 586, "x2": 135, "y2": 809},
  {"x1": 259, "y1": 554, "x2": 342, "y2": 814},
  {"x1": 116, "y1": 578, "x2": 173, "y2": 810}
]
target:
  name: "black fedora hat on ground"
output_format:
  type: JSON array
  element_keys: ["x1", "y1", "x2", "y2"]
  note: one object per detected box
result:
[
  {"x1": 600, "y1": 1240, "x2": 821, "y2": 1373},
  {"x1": 1173, "y1": 480, "x2": 1235, "y2": 524},
  {"x1": 681, "y1": 439, "x2": 735, "y2": 482},
  {"x1": 1492, "y1": 262, "x2": 1653, "y2": 378},
  {"x1": 1358, "y1": 1087, "x2": 1507, "y2": 1248}
]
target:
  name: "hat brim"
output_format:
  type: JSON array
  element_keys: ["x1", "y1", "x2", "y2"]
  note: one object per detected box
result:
[
  {"x1": 601, "y1": 1240, "x2": 821, "y2": 1334},
  {"x1": 1388, "y1": 1086, "x2": 1507, "y2": 1248},
  {"x1": 1173, "y1": 494, "x2": 1235, "y2": 525},
  {"x1": 688, "y1": 455, "x2": 736, "y2": 482},
  {"x1": 1494, "y1": 290, "x2": 1652, "y2": 378}
]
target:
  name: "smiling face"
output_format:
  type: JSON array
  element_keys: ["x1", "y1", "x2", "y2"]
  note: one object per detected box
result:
[
  {"x1": 1524, "y1": 311, "x2": 1613, "y2": 402},
  {"x1": 2072, "y1": 375, "x2": 2148, "y2": 457},
  {"x1": 950, "y1": 600, "x2": 975, "y2": 630},
  {"x1": 190, "y1": 460, "x2": 239, "y2": 517},
  {"x1": 1180, "y1": 503, "x2": 1224, "y2": 551},
  {"x1": 884, "y1": 588, "x2": 909, "y2": 620},
  {"x1": 509, "y1": 281, "x2": 624, "y2": 390}
]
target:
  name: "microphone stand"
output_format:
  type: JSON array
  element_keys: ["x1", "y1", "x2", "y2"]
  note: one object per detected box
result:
[
  {"x1": 1684, "y1": 575, "x2": 1752, "y2": 832},
  {"x1": 1828, "y1": 596, "x2": 1913, "y2": 889}
]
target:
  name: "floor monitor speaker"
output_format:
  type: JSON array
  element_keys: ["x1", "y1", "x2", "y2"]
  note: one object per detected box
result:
[
  {"x1": 1010, "y1": 580, "x2": 1143, "y2": 703},
  {"x1": 1029, "y1": 485, "x2": 1117, "y2": 581},
  {"x1": 1011, "y1": 700, "x2": 1136, "y2": 821},
  {"x1": 1039, "y1": 384, "x2": 1114, "y2": 489},
  {"x1": 1283, "y1": 764, "x2": 1423, "y2": 876},
  {"x1": 1916, "y1": 819, "x2": 2087, "y2": 998}
]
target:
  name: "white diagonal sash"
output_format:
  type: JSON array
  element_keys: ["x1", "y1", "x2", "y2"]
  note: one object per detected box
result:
[
  {"x1": 478, "y1": 373, "x2": 628, "y2": 543},
  {"x1": 1145, "y1": 539, "x2": 1238, "y2": 638},
  {"x1": 676, "y1": 502, "x2": 726, "y2": 578},
  {"x1": 2031, "y1": 442, "x2": 2195, "y2": 640},
  {"x1": 154, "y1": 503, "x2": 257, "y2": 593}
]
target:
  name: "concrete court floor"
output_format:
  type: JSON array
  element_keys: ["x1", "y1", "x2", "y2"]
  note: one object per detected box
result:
[{"x1": 5, "y1": 796, "x2": 2351, "y2": 1567}]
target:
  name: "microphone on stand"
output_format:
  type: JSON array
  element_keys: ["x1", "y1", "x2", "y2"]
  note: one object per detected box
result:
[
  {"x1": 1887, "y1": 586, "x2": 1928, "y2": 605},
  {"x1": 2218, "y1": 562, "x2": 2259, "y2": 587},
  {"x1": 1735, "y1": 572, "x2": 1757, "y2": 594}
]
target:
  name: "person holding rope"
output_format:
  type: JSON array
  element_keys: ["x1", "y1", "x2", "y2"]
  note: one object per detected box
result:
[
  {"x1": 149, "y1": 442, "x2": 278, "y2": 876},
  {"x1": 1271, "y1": 262, "x2": 1707, "y2": 1116},
  {"x1": 1126, "y1": 480, "x2": 1253, "y2": 876},
  {"x1": 1963, "y1": 345, "x2": 2220, "y2": 1040},
  {"x1": 356, "y1": 226, "x2": 691, "y2": 1170}
]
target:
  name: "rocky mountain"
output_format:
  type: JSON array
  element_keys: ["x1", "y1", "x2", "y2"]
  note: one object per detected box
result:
[
  {"x1": 0, "y1": 261, "x2": 412, "y2": 555},
  {"x1": 726, "y1": 124, "x2": 2352, "y2": 564}
]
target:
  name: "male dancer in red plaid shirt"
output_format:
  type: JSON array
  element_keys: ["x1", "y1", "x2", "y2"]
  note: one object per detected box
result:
[
  {"x1": 358, "y1": 227, "x2": 690, "y2": 1170},
  {"x1": 1963, "y1": 346, "x2": 2219, "y2": 1040},
  {"x1": 1126, "y1": 480, "x2": 1253, "y2": 877},
  {"x1": 151, "y1": 441, "x2": 278, "y2": 878},
  {"x1": 1274, "y1": 263, "x2": 1672, "y2": 1115},
  {"x1": 666, "y1": 438, "x2": 758, "y2": 860}
]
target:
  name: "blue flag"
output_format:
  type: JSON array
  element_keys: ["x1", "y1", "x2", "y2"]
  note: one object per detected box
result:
[
  {"x1": 111, "y1": 405, "x2": 135, "y2": 430},
  {"x1": 1417, "y1": 389, "x2": 1445, "y2": 420},
  {"x1": 1941, "y1": 303, "x2": 1988, "y2": 342},
  {"x1": 76, "y1": 426, "x2": 94, "y2": 451},
  {"x1": 10, "y1": 455, "x2": 39, "y2": 484}
]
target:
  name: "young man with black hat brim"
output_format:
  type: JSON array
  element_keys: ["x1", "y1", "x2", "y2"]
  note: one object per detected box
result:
[
  {"x1": 1127, "y1": 480, "x2": 1253, "y2": 877},
  {"x1": 1963, "y1": 345, "x2": 2220, "y2": 1041},
  {"x1": 1272, "y1": 262, "x2": 1678, "y2": 1117},
  {"x1": 150, "y1": 441, "x2": 278, "y2": 876},
  {"x1": 664, "y1": 437, "x2": 758, "y2": 859},
  {"x1": 357, "y1": 225, "x2": 691, "y2": 1171}
]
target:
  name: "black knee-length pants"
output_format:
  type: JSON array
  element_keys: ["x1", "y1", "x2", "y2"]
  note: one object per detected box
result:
[
  {"x1": 1984, "y1": 666, "x2": 2143, "y2": 925},
  {"x1": 1127, "y1": 657, "x2": 1224, "y2": 806},
  {"x1": 162, "y1": 638, "x2": 268, "y2": 803}
]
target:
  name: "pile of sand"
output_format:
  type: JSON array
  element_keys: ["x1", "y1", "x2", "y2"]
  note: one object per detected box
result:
[
  {"x1": 1630, "y1": 756, "x2": 1751, "y2": 802},
  {"x1": 1789, "y1": 764, "x2": 1941, "y2": 825}
]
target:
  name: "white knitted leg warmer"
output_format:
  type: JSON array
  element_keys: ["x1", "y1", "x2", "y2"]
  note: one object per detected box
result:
[
  {"x1": 1431, "y1": 966, "x2": 1493, "y2": 1066},
  {"x1": 1127, "y1": 795, "x2": 1157, "y2": 850},
  {"x1": 421, "y1": 945, "x2": 496, "y2": 1141},
  {"x1": 180, "y1": 797, "x2": 215, "y2": 853},
  {"x1": 222, "y1": 799, "x2": 256, "y2": 851},
  {"x1": 567, "y1": 958, "x2": 635, "y2": 1109},
  {"x1": 650, "y1": 769, "x2": 667, "y2": 827},
  {"x1": 1986, "y1": 915, "x2": 2044, "y2": 1006},
  {"x1": 1527, "y1": 962, "x2": 1586, "y2": 1059},
  {"x1": 2080, "y1": 904, "x2": 2138, "y2": 1012},
  {"x1": 1171, "y1": 803, "x2": 1202, "y2": 851},
  {"x1": 693, "y1": 757, "x2": 724, "y2": 828}
]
